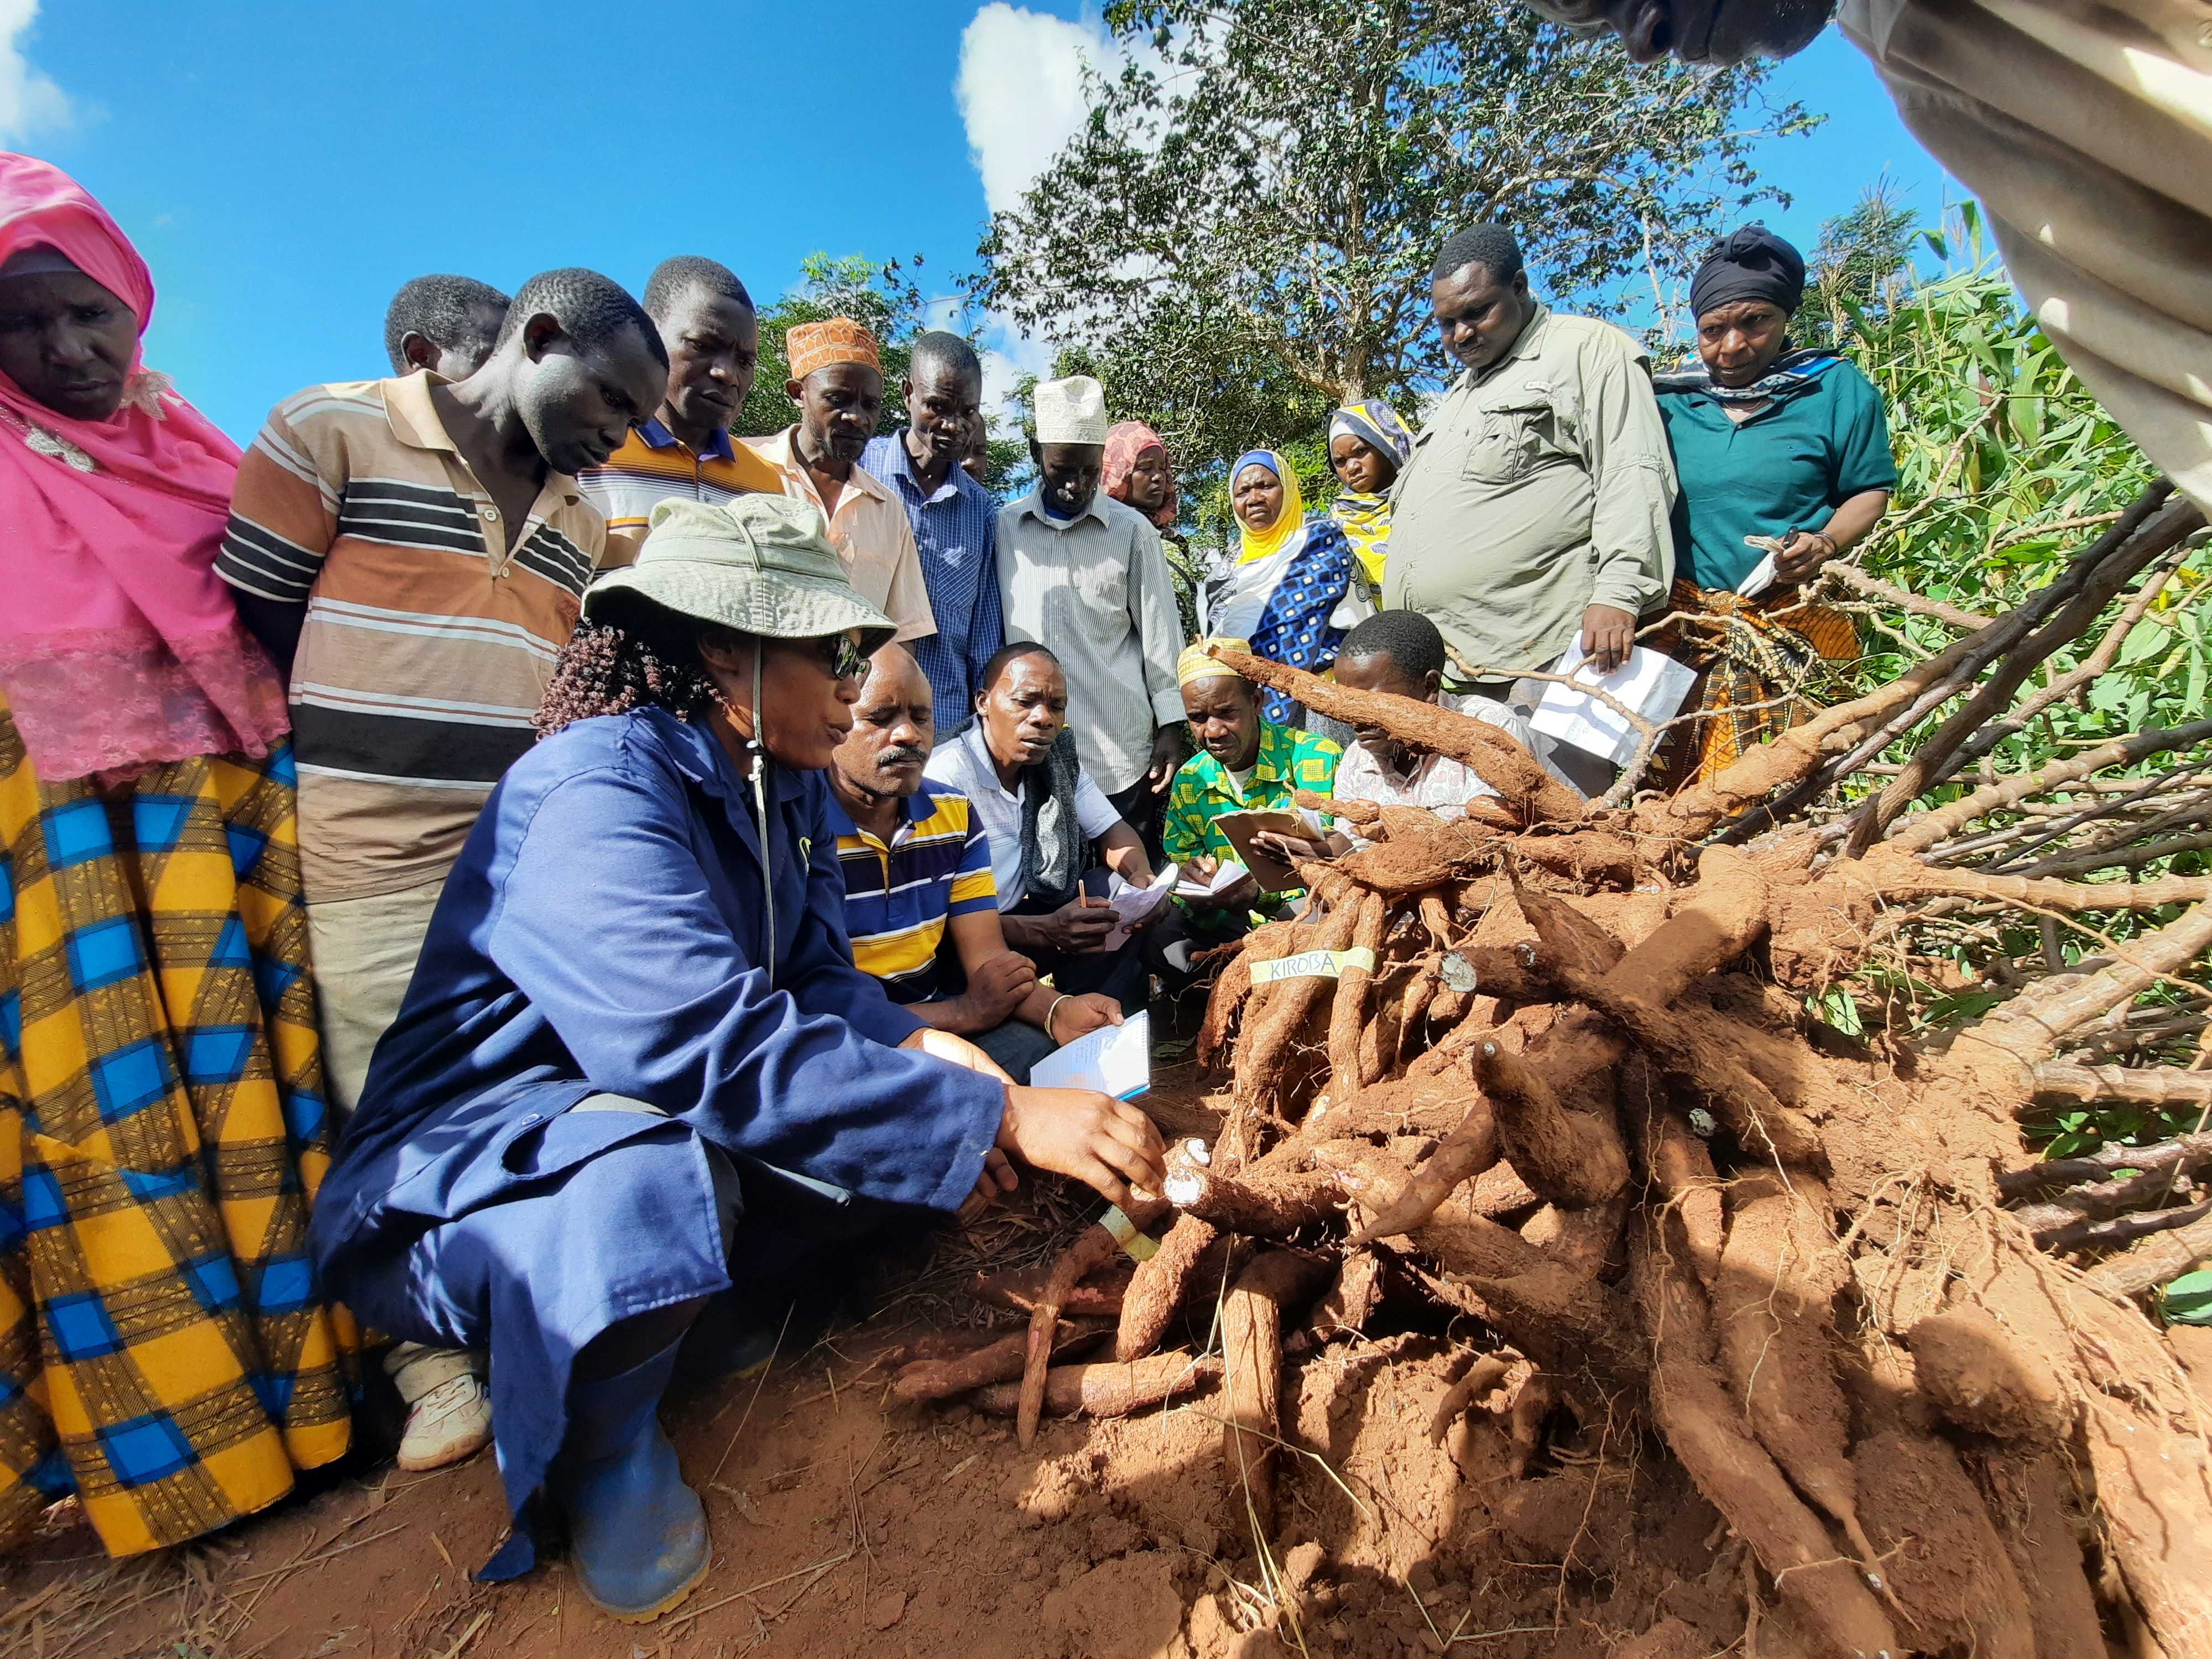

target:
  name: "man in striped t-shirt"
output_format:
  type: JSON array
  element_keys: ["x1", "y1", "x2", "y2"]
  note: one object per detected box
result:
[
  {"x1": 218, "y1": 267, "x2": 668, "y2": 1115},
  {"x1": 826, "y1": 646, "x2": 1124, "y2": 1083},
  {"x1": 219, "y1": 270, "x2": 665, "y2": 1480},
  {"x1": 574, "y1": 255, "x2": 782, "y2": 570}
]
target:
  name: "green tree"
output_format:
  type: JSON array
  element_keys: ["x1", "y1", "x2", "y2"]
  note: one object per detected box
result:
[
  {"x1": 1797, "y1": 180, "x2": 1924, "y2": 354},
  {"x1": 974, "y1": 0, "x2": 1813, "y2": 479},
  {"x1": 738, "y1": 253, "x2": 1035, "y2": 498}
]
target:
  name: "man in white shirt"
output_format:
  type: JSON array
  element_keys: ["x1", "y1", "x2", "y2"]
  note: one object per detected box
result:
[
  {"x1": 995, "y1": 375, "x2": 1187, "y2": 847},
  {"x1": 1326, "y1": 610, "x2": 1573, "y2": 848},
  {"x1": 924, "y1": 641, "x2": 1157, "y2": 1013}
]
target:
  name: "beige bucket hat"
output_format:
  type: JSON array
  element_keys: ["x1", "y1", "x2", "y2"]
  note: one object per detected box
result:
[{"x1": 583, "y1": 494, "x2": 897, "y2": 654}]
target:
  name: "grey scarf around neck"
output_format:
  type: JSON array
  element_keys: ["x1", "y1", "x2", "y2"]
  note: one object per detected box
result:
[
  {"x1": 1651, "y1": 345, "x2": 1837, "y2": 405},
  {"x1": 1015, "y1": 729, "x2": 1086, "y2": 910}
]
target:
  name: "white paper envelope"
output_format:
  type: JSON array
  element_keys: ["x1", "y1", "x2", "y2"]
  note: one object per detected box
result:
[{"x1": 1528, "y1": 638, "x2": 1698, "y2": 766}]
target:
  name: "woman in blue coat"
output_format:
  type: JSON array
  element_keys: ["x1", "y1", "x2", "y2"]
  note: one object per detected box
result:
[{"x1": 307, "y1": 495, "x2": 1165, "y2": 1621}]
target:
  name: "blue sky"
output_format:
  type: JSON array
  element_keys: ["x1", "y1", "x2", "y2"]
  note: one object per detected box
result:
[{"x1": 3, "y1": 3, "x2": 1957, "y2": 445}]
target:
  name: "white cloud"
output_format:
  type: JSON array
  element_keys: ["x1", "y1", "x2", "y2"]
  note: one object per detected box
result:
[
  {"x1": 0, "y1": 0, "x2": 71, "y2": 145},
  {"x1": 955, "y1": 6, "x2": 1185, "y2": 427},
  {"x1": 958, "y1": 5, "x2": 1125, "y2": 427},
  {"x1": 956, "y1": 3, "x2": 1114, "y2": 219},
  {"x1": 978, "y1": 330, "x2": 1058, "y2": 434}
]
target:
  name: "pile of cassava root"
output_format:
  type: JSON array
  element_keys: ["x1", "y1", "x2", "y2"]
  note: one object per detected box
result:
[{"x1": 886, "y1": 487, "x2": 2212, "y2": 1659}]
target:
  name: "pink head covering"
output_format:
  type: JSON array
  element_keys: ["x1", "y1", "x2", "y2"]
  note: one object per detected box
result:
[
  {"x1": 1102, "y1": 420, "x2": 1178, "y2": 529},
  {"x1": 0, "y1": 152, "x2": 286, "y2": 781}
]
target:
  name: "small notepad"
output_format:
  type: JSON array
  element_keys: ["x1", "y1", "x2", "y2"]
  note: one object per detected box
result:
[
  {"x1": 1175, "y1": 859, "x2": 1249, "y2": 901},
  {"x1": 1100, "y1": 865, "x2": 1178, "y2": 951},
  {"x1": 1029, "y1": 1009, "x2": 1152, "y2": 1100},
  {"x1": 1530, "y1": 638, "x2": 1698, "y2": 766}
]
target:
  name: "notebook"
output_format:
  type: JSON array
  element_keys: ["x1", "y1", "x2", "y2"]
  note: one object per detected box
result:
[{"x1": 1029, "y1": 1010, "x2": 1152, "y2": 1100}]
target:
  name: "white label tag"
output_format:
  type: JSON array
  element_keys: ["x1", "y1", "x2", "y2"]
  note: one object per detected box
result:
[
  {"x1": 1249, "y1": 947, "x2": 1378, "y2": 985},
  {"x1": 1099, "y1": 1205, "x2": 1161, "y2": 1261}
]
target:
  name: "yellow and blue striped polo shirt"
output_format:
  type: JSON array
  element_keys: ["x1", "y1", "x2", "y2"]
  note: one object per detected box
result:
[{"x1": 828, "y1": 781, "x2": 997, "y2": 1003}]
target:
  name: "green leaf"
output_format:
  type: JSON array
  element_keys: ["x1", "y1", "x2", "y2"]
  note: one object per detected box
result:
[
  {"x1": 2158, "y1": 1270, "x2": 2212, "y2": 1326},
  {"x1": 1806, "y1": 985, "x2": 1864, "y2": 1036},
  {"x1": 2116, "y1": 617, "x2": 2171, "y2": 667}
]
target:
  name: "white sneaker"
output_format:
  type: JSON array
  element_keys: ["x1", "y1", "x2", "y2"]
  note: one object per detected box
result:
[{"x1": 388, "y1": 1343, "x2": 492, "y2": 1472}]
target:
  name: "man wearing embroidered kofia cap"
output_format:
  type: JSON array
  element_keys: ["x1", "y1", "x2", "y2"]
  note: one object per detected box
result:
[
  {"x1": 995, "y1": 373, "x2": 1187, "y2": 847},
  {"x1": 745, "y1": 315, "x2": 939, "y2": 644}
]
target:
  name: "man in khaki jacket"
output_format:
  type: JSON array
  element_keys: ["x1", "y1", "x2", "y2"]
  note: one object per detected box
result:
[{"x1": 1384, "y1": 222, "x2": 1676, "y2": 795}]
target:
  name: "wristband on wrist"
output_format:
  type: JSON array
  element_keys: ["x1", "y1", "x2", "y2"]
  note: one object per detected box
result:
[{"x1": 1045, "y1": 993, "x2": 1071, "y2": 1042}]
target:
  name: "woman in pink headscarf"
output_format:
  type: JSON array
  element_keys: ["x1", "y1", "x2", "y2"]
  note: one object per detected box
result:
[
  {"x1": 1102, "y1": 419, "x2": 1178, "y2": 530},
  {"x1": 0, "y1": 154, "x2": 351, "y2": 1557},
  {"x1": 1103, "y1": 419, "x2": 1204, "y2": 643}
]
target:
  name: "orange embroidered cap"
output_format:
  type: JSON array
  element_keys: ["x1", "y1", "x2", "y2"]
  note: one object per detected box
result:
[{"x1": 786, "y1": 317, "x2": 882, "y2": 382}]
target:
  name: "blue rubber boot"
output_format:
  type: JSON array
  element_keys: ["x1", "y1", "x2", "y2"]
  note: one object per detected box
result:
[{"x1": 549, "y1": 1338, "x2": 709, "y2": 1621}]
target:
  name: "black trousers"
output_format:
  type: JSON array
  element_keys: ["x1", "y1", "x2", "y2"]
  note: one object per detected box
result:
[
  {"x1": 1107, "y1": 778, "x2": 1169, "y2": 864},
  {"x1": 1141, "y1": 901, "x2": 1253, "y2": 996},
  {"x1": 929, "y1": 869, "x2": 1150, "y2": 1064}
]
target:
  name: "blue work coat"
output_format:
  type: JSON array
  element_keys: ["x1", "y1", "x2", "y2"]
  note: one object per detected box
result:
[{"x1": 307, "y1": 707, "x2": 1004, "y2": 1530}]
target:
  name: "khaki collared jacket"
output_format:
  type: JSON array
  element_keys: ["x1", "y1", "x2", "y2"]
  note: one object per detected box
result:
[{"x1": 1383, "y1": 304, "x2": 1677, "y2": 676}]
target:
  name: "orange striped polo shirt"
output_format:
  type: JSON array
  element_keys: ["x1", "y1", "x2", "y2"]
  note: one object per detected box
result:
[{"x1": 215, "y1": 372, "x2": 606, "y2": 904}]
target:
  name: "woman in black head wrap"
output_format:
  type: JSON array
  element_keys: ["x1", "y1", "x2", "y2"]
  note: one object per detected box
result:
[{"x1": 1650, "y1": 225, "x2": 1898, "y2": 782}]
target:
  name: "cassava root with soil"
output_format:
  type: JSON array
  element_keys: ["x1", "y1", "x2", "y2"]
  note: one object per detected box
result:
[{"x1": 886, "y1": 494, "x2": 2212, "y2": 1657}]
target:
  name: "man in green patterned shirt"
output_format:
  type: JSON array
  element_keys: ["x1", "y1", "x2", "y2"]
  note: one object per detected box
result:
[{"x1": 1150, "y1": 640, "x2": 1340, "y2": 984}]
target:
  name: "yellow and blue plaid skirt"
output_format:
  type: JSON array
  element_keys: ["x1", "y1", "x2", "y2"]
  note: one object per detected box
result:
[{"x1": 0, "y1": 706, "x2": 353, "y2": 1556}]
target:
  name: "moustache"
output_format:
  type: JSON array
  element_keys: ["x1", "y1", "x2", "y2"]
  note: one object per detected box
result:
[{"x1": 878, "y1": 746, "x2": 927, "y2": 768}]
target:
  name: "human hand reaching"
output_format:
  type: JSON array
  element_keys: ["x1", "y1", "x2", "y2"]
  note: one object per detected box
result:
[
  {"x1": 1046, "y1": 992, "x2": 1124, "y2": 1044},
  {"x1": 899, "y1": 1025, "x2": 1016, "y2": 1084},
  {"x1": 1773, "y1": 528, "x2": 1837, "y2": 587},
  {"x1": 1037, "y1": 893, "x2": 1116, "y2": 954},
  {"x1": 1145, "y1": 725, "x2": 1186, "y2": 794},
  {"x1": 958, "y1": 951, "x2": 1037, "y2": 1027},
  {"x1": 996, "y1": 1087, "x2": 1167, "y2": 1208},
  {"x1": 958, "y1": 1147, "x2": 1020, "y2": 1222}
]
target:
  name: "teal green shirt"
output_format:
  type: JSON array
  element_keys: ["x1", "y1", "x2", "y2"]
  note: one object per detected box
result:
[{"x1": 1657, "y1": 358, "x2": 1897, "y2": 592}]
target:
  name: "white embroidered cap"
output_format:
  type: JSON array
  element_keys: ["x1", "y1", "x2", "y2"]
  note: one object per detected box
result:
[{"x1": 1033, "y1": 375, "x2": 1109, "y2": 446}]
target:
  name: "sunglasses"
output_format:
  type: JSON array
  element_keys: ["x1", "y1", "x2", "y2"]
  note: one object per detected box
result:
[{"x1": 812, "y1": 633, "x2": 868, "y2": 682}]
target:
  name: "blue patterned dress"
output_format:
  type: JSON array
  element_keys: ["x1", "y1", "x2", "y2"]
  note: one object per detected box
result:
[{"x1": 1201, "y1": 517, "x2": 1372, "y2": 724}]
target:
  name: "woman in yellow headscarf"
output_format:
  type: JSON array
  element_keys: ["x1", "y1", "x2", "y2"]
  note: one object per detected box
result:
[
  {"x1": 1198, "y1": 450, "x2": 1372, "y2": 727},
  {"x1": 1326, "y1": 400, "x2": 1415, "y2": 594}
]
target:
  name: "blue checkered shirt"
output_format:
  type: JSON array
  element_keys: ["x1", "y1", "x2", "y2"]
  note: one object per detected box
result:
[{"x1": 862, "y1": 434, "x2": 1003, "y2": 734}]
